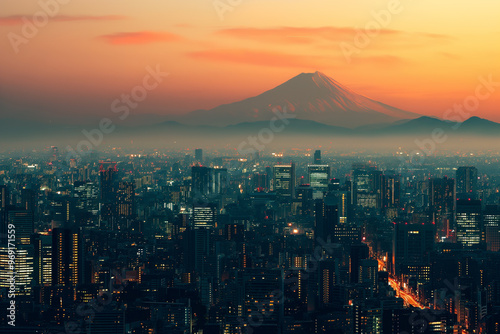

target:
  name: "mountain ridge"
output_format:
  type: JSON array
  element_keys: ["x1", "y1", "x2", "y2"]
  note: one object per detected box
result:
[{"x1": 174, "y1": 71, "x2": 421, "y2": 128}]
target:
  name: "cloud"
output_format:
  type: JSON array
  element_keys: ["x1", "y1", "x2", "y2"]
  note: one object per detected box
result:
[
  {"x1": 215, "y1": 26, "x2": 402, "y2": 44},
  {"x1": 187, "y1": 49, "x2": 330, "y2": 68},
  {"x1": 0, "y1": 15, "x2": 125, "y2": 26},
  {"x1": 99, "y1": 31, "x2": 183, "y2": 45}
]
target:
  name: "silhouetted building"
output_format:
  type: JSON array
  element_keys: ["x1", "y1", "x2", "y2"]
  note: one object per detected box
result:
[
  {"x1": 273, "y1": 164, "x2": 295, "y2": 198},
  {"x1": 456, "y1": 199, "x2": 482, "y2": 248},
  {"x1": 456, "y1": 166, "x2": 478, "y2": 199},
  {"x1": 52, "y1": 227, "x2": 81, "y2": 286},
  {"x1": 314, "y1": 150, "x2": 322, "y2": 164},
  {"x1": 392, "y1": 222, "x2": 434, "y2": 277},
  {"x1": 308, "y1": 164, "x2": 330, "y2": 199}
]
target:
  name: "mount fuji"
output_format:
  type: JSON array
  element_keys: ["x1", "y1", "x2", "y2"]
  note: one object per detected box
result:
[{"x1": 176, "y1": 71, "x2": 421, "y2": 128}]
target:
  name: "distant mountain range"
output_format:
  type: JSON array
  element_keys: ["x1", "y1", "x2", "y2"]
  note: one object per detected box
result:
[
  {"x1": 1, "y1": 72, "x2": 499, "y2": 148},
  {"x1": 173, "y1": 71, "x2": 421, "y2": 128},
  {"x1": 141, "y1": 115, "x2": 500, "y2": 137}
]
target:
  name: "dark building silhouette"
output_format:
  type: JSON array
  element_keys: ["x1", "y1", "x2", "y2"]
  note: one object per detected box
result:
[
  {"x1": 52, "y1": 227, "x2": 81, "y2": 287},
  {"x1": 314, "y1": 150, "x2": 321, "y2": 164},
  {"x1": 456, "y1": 166, "x2": 478, "y2": 199},
  {"x1": 456, "y1": 199, "x2": 482, "y2": 248},
  {"x1": 350, "y1": 243, "x2": 369, "y2": 284}
]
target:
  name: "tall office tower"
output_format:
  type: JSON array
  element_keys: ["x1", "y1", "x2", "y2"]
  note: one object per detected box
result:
[
  {"x1": 74, "y1": 181, "x2": 99, "y2": 213},
  {"x1": 318, "y1": 259, "x2": 338, "y2": 306},
  {"x1": 0, "y1": 184, "x2": 9, "y2": 211},
  {"x1": 484, "y1": 205, "x2": 500, "y2": 251},
  {"x1": 20, "y1": 188, "x2": 37, "y2": 213},
  {"x1": 349, "y1": 243, "x2": 369, "y2": 284},
  {"x1": 265, "y1": 166, "x2": 273, "y2": 189},
  {"x1": 186, "y1": 227, "x2": 212, "y2": 275},
  {"x1": 212, "y1": 167, "x2": 228, "y2": 194},
  {"x1": 32, "y1": 233, "x2": 53, "y2": 286},
  {"x1": 0, "y1": 245, "x2": 35, "y2": 297},
  {"x1": 193, "y1": 203, "x2": 218, "y2": 228},
  {"x1": 99, "y1": 162, "x2": 118, "y2": 222},
  {"x1": 314, "y1": 150, "x2": 322, "y2": 164},
  {"x1": 429, "y1": 177, "x2": 456, "y2": 238},
  {"x1": 333, "y1": 191, "x2": 350, "y2": 225},
  {"x1": 0, "y1": 185, "x2": 9, "y2": 243},
  {"x1": 456, "y1": 199, "x2": 482, "y2": 248},
  {"x1": 308, "y1": 165, "x2": 330, "y2": 199},
  {"x1": 456, "y1": 166, "x2": 478, "y2": 199},
  {"x1": 392, "y1": 222, "x2": 434, "y2": 277},
  {"x1": 117, "y1": 181, "x2": 135, "y2": 218},
  {"x1": 8, "y1": 210, "x2": 34, "y2": 245},
  {"x1": 0, "y1": 209, "x2": 35, "y2": 297},
  {"x1": 49, "y1": 195, "x2": 72, "y2": 225},
  {"x1": 273, "y1": 163, "x2": 296, "y2": 198},
  {"x1": 195, "y1": 148, "x2": 203, "y2": 162},
  {"x1": 192, "y1": 166, "x2": 213, "y2": 198},
  {"x1": 52, "y1": 227, "x2": 81, "y2": 286},
  {"x1": 315, "y1": 194, "x2": 338, "y2": 246},
  {"x1": 296, "y1": 184, "x2": 313, "y2": 216},
  {"x1": 351, "y1": 164, "x2": 382, "y2": 209},
  {"x1": 381, "y1": 172, "x2": 401, "y2": 215},
  {"x1": 359, "y1": 259, "x2": 378, "y2": 291},
  {"x1": 239, "y1": 269, "x2": 284, "y2": 328}
]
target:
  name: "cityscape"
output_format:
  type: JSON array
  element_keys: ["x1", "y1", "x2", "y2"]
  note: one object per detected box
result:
[
  {"x1": 1, "y1": 148, "x2": 500, "y2": 333},
  {"x1": 1, "y1": 0, "x2": 500, "y2": 333}
]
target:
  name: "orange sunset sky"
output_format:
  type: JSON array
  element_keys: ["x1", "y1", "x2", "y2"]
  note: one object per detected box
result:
[{"x1": 1, "y1": 0, "x2": 499, "y2": 123}]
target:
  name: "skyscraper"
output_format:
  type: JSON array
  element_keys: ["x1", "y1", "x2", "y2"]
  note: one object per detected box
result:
[
  {"x1": 212, "y1": 167, "x2": 228, "y2": 195},
  {"x1": 456, "y1": 166, "x2": 478, "y2": 199},
  {"x1": 0, "y1": 185, "x2": 9, "y2": 243},
  {"x1": 99, "y1": 162, "x2": 118, "y2": 222},
  {"x1": 381, "y1": 172, "x2": 400, "y2": 215},
  {"x1": 456, "y1": 199, "x2": 482, "y2": 248},
  {"x1": 192, "y1": 166, "x2": 213, "y2": 198},
  {"x1": 429, "y1": 177, "x2": 455, "y2": 238},
  {"x1": 117, "y1": 181, "x2": 135, "y2": 218},
  {"x1": 52, "y1": 227, "x2": 81, "y2": 286},
  {"x1": 351, "y1": 164, "x2": 382, "y2": 209},
  {"x1": 484, "y1": 205, "x2": 500, "y2": 251},
  {"x1": 239, "y1": 269, "x2": 284, "y2": 328},
  {"x1": 195, "y1": 148, "x2": 203, "y2": 162},
  {"x1": 7, "y1": 210, "x2": 34, "y2": 245},
  {"x1": 273, "y1": 164, "x2": 295, "y2": 198},
  {"x1": 315, "y1": 194, "x2": 338, "y2": 245},
  {"x1": 350, "y1": 243, "x2": 369, "y2": 284},
  {"x1": 314, "y1": 150, "x2": 321, "y2": 164},
  {"x1": 308, "y1": 164, "x2": 330, "y2": 199},
  {"x1": 193, "y1": 202, "x2": 217, "y2": 228},
  {"x1": 392, "y1": 222, "x2": 434, "y2": 277}
]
